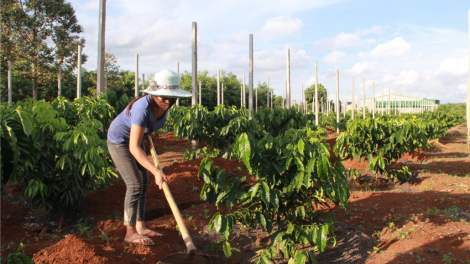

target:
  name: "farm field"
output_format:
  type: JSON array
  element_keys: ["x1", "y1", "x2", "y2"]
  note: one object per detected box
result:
[{"x1": 2, "y1": 123, "x2": 469, "y2": 264}]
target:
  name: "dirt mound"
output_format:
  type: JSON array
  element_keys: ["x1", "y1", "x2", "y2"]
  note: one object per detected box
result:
[
  {"x1": 32, "y1": 235, "x2": 108, "y2": 263},
  {"x1": 32, "y1": 221, "x2": 184, "y2": 264}
]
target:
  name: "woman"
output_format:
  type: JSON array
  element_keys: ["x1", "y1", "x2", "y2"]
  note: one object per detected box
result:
[{"x1": 107, "y1": 69, "x2": 192, "y2": 245}]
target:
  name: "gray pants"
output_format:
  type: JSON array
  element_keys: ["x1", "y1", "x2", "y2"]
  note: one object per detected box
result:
[{"x1": 107, "y1": 140, "x2": 148, "y2": 226}]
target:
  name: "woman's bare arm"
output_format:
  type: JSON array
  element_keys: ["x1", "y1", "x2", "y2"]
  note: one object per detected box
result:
[{"x1": 129, "y1": 124, "x2": 168, "y2": 189}]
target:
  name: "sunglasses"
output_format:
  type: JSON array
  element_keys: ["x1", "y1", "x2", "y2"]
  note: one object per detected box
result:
[{"x1": 158, "y1": 97, "x2": 177, "y2": 103}]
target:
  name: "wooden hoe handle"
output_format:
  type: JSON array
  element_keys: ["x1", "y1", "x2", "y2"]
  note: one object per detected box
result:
[{"x1": 146, "y1": 135, "x2": 196, "y2": 253}]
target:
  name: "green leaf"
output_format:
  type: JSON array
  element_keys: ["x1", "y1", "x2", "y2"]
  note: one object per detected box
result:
[
  {"x1": 316, "y1": 156, "x2": 327, "y2": 180},
  {"x1": 2, "y1": 121, "x2": 20, "y2": 184},
  {"x1": 216, "y1": 169, "x2": 226, "y2": 189},
  {"x1": 16, "y1": 109, "x2": 35, "y2": 137},
  {"x1": 234, "y1": 133, "x2": 251, "y2": 167},
  {"x1": 206, "y1": 213, "x2": 219, "y2": 232},
  {"x1": 319, "y1": 224, "x2": 328, "y2": 253},
  {"x1": 8, "y1": 254, "x2": 35, "y2": 264},
  {"x1": 249, "y1": 183, "x2": 260, "y2": 200},
  {"x1": 213, "y1": 213, "x2": 222, "y2": 232},
  {"x1": 223, "y1": 241, "x2": 232, "y2": 257},
  {"x1": 254, "y1": 212, "x2": 266, "y2": 230},
  {"x1": 270, "y1": 190, "x2": 279, "y2": 210},
  {"x1": 286, "y1": 222, "x2": 295, "y2": 234},
  {"x1": 307, "y1": 252, "x2": 318, "y2": 264},
  {"x1": 296, "y1": 251, "x2": 307, "y2": 264},
  {"x1": 297, "y1": 139, "x2": 304, "y2": 152},
  {"x1": 260, "y1": 182, "x2": 271, "y2": 207}
]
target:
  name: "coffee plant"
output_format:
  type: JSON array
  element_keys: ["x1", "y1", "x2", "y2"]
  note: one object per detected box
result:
[{"x1": 200, "y1": 127, "x2": 350, "y2": 263}]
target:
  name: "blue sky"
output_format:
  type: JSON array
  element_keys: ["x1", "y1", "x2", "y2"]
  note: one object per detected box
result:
[{"x1": 70, "y1": 0, "x2": 469, "y2": 103}]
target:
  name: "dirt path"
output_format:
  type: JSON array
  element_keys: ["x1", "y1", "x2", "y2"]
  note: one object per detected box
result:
[{"x1": 325, "y1": 123, "x2": 470, "y2": 263}]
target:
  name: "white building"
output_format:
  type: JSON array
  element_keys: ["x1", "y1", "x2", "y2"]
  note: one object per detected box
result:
[{"x1": 345, "y1": 95, "x2": 439, "y2": 114}]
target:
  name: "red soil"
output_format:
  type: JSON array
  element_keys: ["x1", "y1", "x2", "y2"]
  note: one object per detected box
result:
[
  {"x1": 27, "y1": 156, "x2": 246, "y2": 263},
  {"x1": 0, "y1": 198, "x2": 58, "y2": 258},
  {"x1": 4, "y1": 127, "x2": 470, "y2": 264}
]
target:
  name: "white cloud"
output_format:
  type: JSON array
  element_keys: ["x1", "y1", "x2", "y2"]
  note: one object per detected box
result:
[
  {"x1": 80, "y1": 0, "x2": 99, "y2": 10},
  {"x1": 458, "y1": 84, "x2": 467, "y2": 92},
  {"x1": 314, "y1": 33, "x2": 362, "y2": 51},
  {"x1": 345, "y1": 62, "x2": 374, "y2": 76},
  {"x1": 224, "y1": 45, "x2": 311, "y2": 73},
  {"x1": 323, "y1": 50, "x2": 345, "y2": 64},
  {"x1": 228, "y1": 30, "x2": 249, "y2": 45},
  {"x1": 416, "y1": 53, "x2": 424, "y2": 58},
  {"x1": 256, "y1": 46, "x2": 311, "y2": 71},
  {"x1": 359, "y1": 37, "x2": 411, "y2": 58},
  {"x1": 259, "y1": 17, "x2": 303, "y2": 40},
  {"x1": 383, "y1": 71, "x2": 420, "y2": 86},
  {"x1": 437, "y1": 56, "x2": 468, "y2": 76},
  {"x1": 355, "y1": 26, "x2": 383, "y2": 36}
]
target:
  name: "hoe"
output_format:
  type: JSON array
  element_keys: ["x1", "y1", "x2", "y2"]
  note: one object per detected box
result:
[{"x1": 147, "y1": 135, "x2": 210, "y2": 264}]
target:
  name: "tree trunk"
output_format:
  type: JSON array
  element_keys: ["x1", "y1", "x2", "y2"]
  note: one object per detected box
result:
[
  {"x1": 32, "y1": 61, "x2": 37, "y2": 100},
  {"x1": 58, "y1": 213, "x2": 64, "y2": 231}
]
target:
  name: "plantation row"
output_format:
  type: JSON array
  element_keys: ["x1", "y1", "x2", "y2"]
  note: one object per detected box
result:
[
  {"x1": 170, "y1": 102, "x2": 462, "y2": 262},
  {"x1": 1, "y1": 95, "x2": 463, "y2": 263}
]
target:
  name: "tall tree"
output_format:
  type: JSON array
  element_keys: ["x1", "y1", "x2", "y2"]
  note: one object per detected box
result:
[
  {"x1": 304, "y1": 83, "x2": 327, "y2": 104},
  {"x1": 1, "y1": 0, "x2": 86, "y2": 100}
]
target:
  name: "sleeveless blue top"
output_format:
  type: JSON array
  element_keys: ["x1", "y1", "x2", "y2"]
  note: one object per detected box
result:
[{"x1": 107, "y1": 95, "x2": 167, "y2": 144}]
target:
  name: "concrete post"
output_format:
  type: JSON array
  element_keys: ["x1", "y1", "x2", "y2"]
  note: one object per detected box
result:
[
  {"x1": 58, "y1": 66, "x2": 61, "y2": 97},
  {"x1": 336, "y1": 69, "x2": 340, "y2": 132},
  {"x1": 192, "y1": 22, "x2": 197, "y2": 106},
  {"x1": 286, "y1": 49, "x2": 291, "y2": 109},
  {"x1": 363, "y1": 77, "x2": 365, "y2": 119},
  {"x1": 96, "y1": 0, "x2": 106, "y2": 95},
  {"x1": 176, "y1": 62, "x2": 179, "y2": 105},
  {"x1": 8, "y1": 61, "x2": 12, "y2": 104},
  {"x1": 315, "y1": 61, "x2": 319, "y2": 126},
  {"x1": 372, "y1": 81, "x2": 375, "y2": 119},
  {"x1": 388, "y1": 87, "x2": 391, "y2": 115},
  {"x1": 267, "y1": 77, "x2": 270, "y2": 108},
  {"x1": 271, "y1": 90, "x2": 273, "y2": 110},
  {"x1": 135, "y1": 54, "x2": 139, "y2": 98},
  {"x1": 240, "y1": 83, "x2": 243, "y2": 108},
  {"x1": 77, "y1": 45, "x2": 82, "y2": 99},
  {"x1": 249, "y1": 34, "x2": 253, "y2": 119},
  {"x1": 352, "y1": 77, "x2": 355, "y2": 120},
  {"x1": 393, "y1": 89, "x2": 396, "y2": 115},
  {"x1": 217, "y1": 70, "x2": 220, "y2": 106},
  {"x1": 311, "y1": 94, "x2": 313, "y2": 113},
  {"x1": 321, "y1": 97, "x2": 323, "y2": 114}
]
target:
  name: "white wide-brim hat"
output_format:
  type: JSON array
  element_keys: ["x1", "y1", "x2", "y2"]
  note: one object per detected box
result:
[{"x1": 141, "y1": 69, "x2": 192, "y2": 98}]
